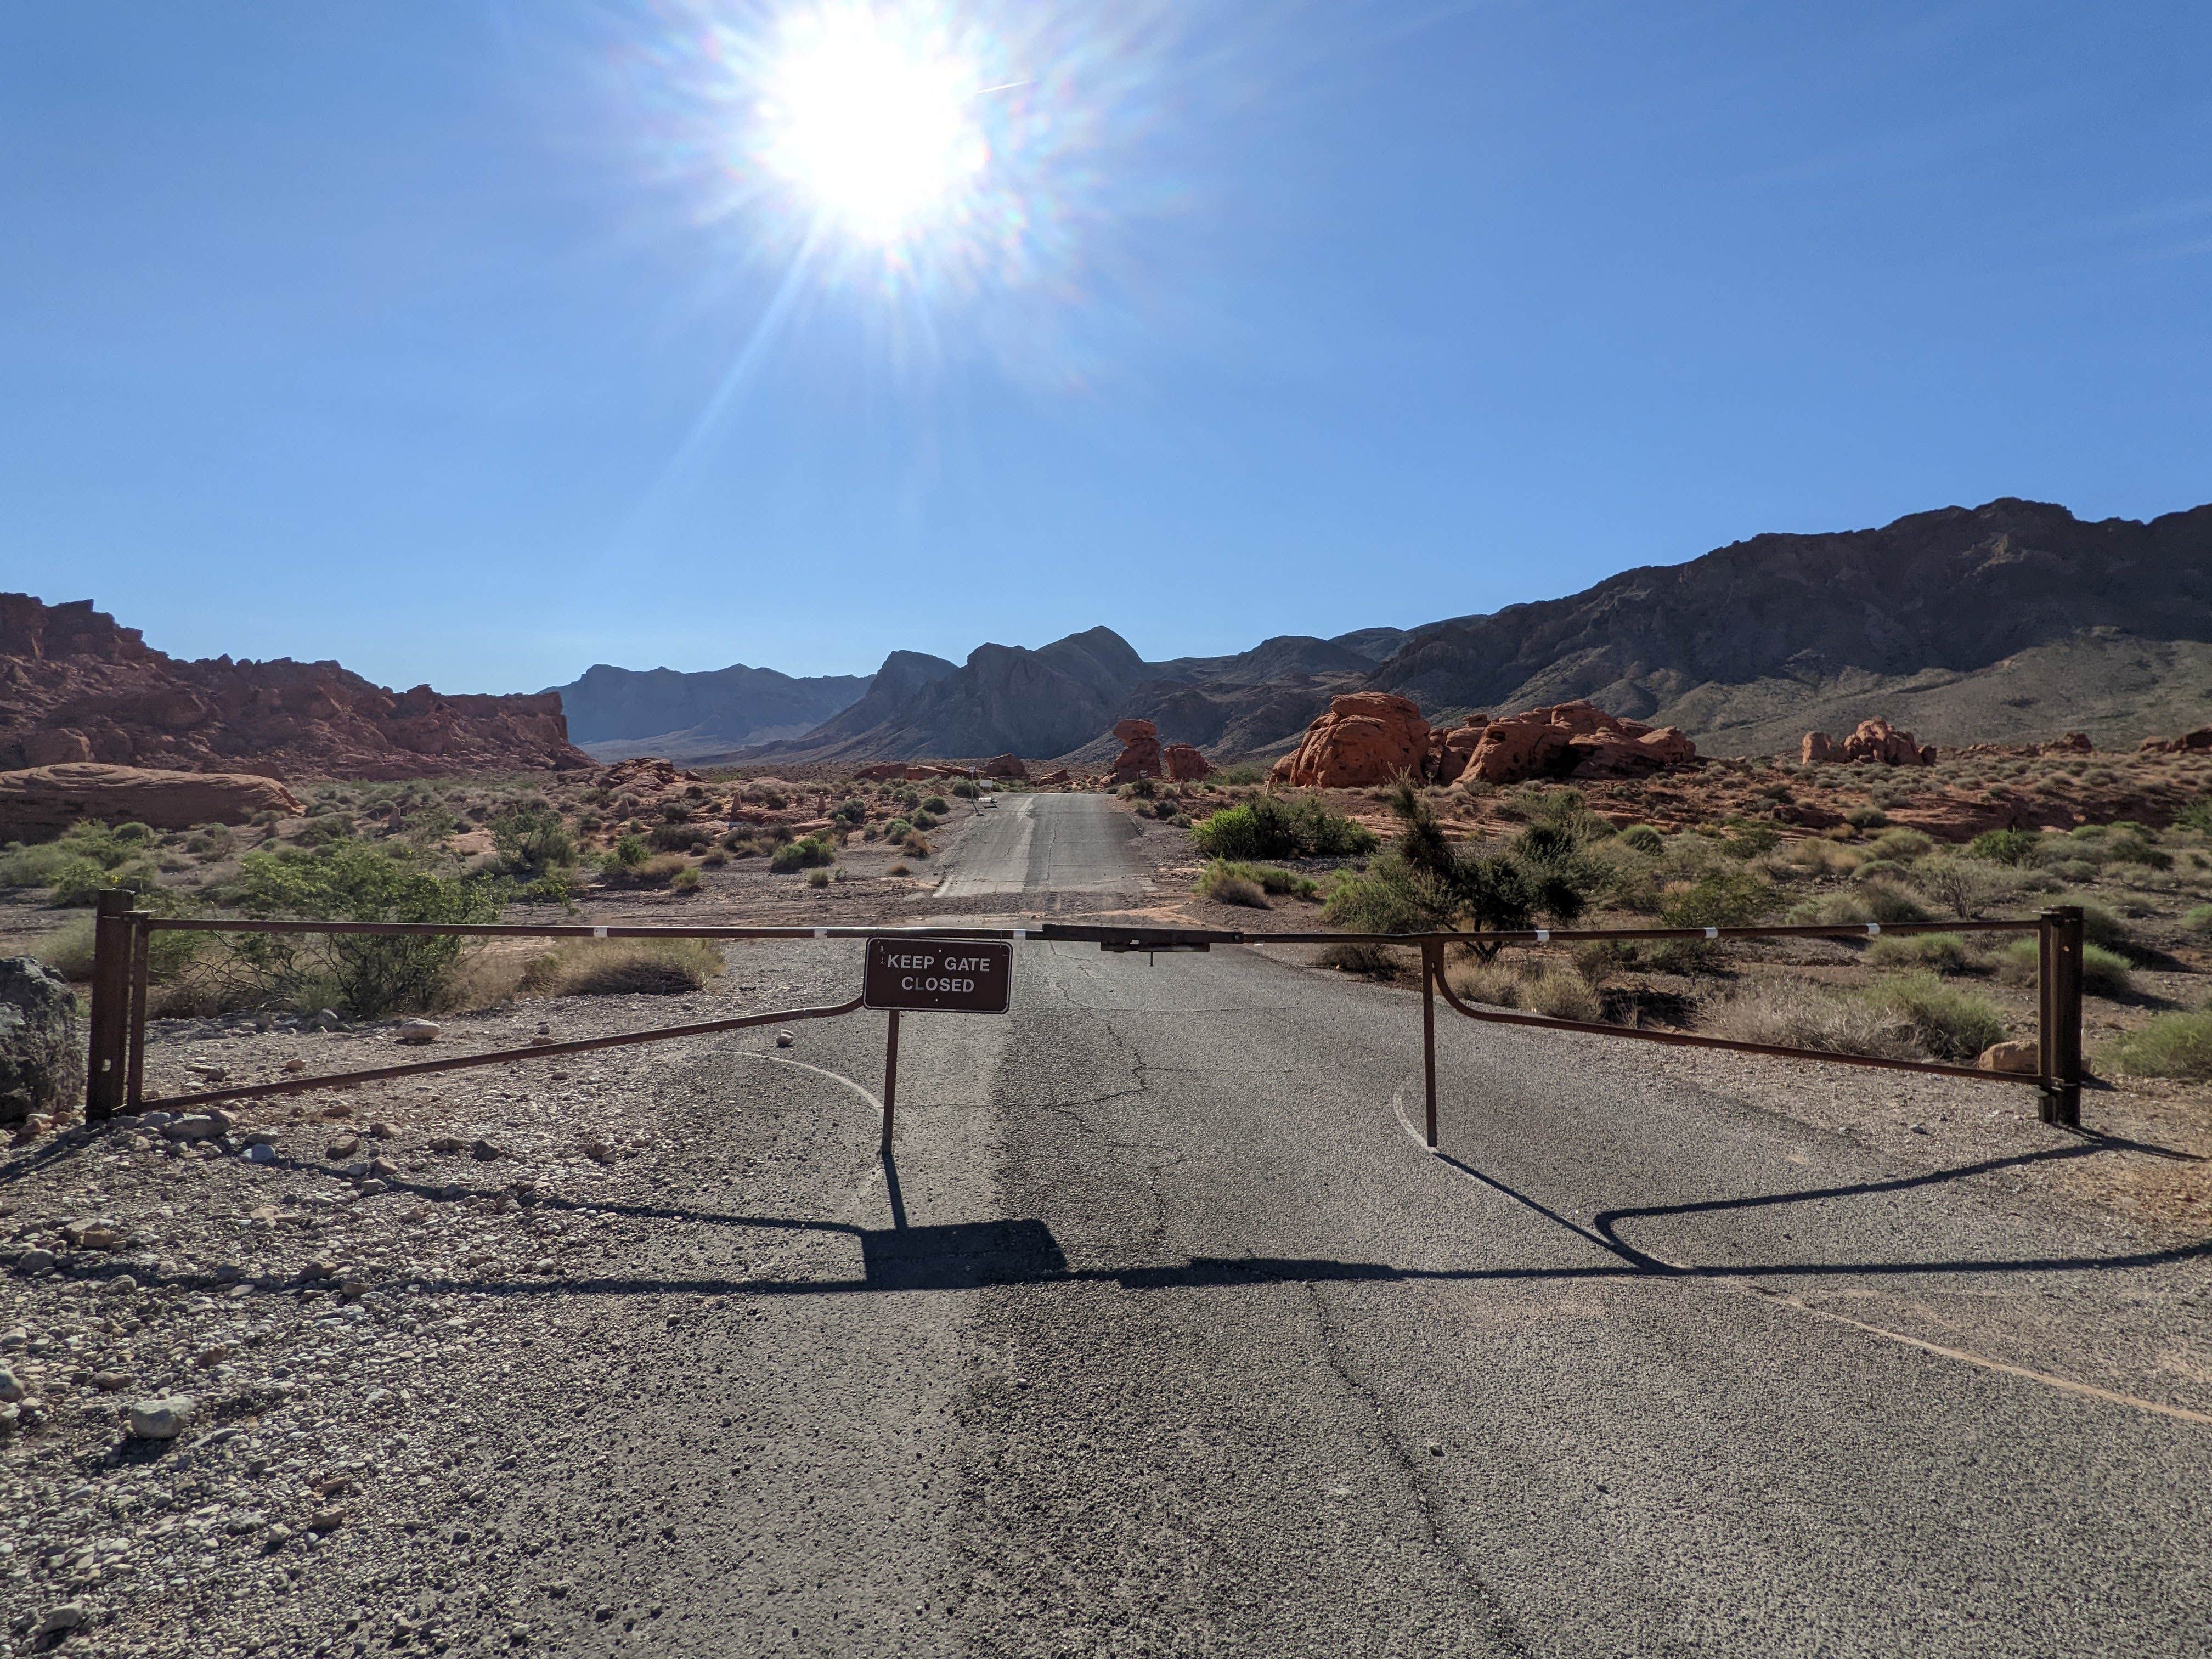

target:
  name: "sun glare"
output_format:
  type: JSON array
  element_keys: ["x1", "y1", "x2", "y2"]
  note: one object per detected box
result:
[{"x1": 759, "y1": 8, "x2": 989, "y2": 244}]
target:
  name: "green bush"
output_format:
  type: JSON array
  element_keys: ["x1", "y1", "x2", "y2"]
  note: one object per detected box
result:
[
  {"x1": 1996, "y1": 938, "x2": 2133, "y2": 997},
  {"x1": 1863, "y1": 972, "x2": 2007, "y2": 1063},
  {"x1": 951, "y1": 780, "x2": 980, "y2": 799},
  {"x1": 2185, "y1": 904, "x2": 2212, "y2": 936},
  {"x1": 2104, "y1": 1011, "x2": 2212, "y2": 1080},
  {"x1": 1196, "y1": 862, "x2": 1269, "y2": 907},
  {"x1": 1660, "y1": 869, "x2": 1776, "y2": 929},
  {"x1": 1867, "y1": 827, "x2": 1934, "y2": 863},
  {"x1": 1865, "y1": 932, "x2": 1980, "y2": 974},
  {"x1": 923, "y1": 795, "x2": 950, "y2": 815},
  {"x1": 218, "y1": 842, "x2": 503, "y2": 1017},
  {"x1": 832, "y1": 799, "x2": 867, "y2": 825},
  {"x1": 612, "y1": 833, "x2": 648, "y2": 868},
  {"x1": 651, "y1": 821, "x2": 707, "y2": 852},
  {"x1": 1790, "y1": 881, "x2": 1932, "y2": 926},
  {"x1": 1846, "y1": 806, "x2": 1889, "y2": 830},
  {"x1": 1193, "y1": 794, "x2": 1378, "y2": 861},
  {"x1": 1198, "y1": 859, "x2": 1315, "y2": 905},
  {"x1": 1617, "y1": 823, "x2": 1664, "y2": 856},
  {"x1": 1322, "y1": 783, "x2": 1596, "y2": 947},
  {"x1": 770, "y1": 836, "x2": 836, "y2": 873},
  {"x1": 2174, "y1": 799, "x2": 2212, "y2": 836},
  {"x1": 1967, "y1": 828, "x2": 2042, "y2": 866}
]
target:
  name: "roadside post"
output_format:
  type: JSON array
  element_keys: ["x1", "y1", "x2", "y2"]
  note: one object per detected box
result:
[
  {"x1": 863, "y1": 937, "x2": 1013, "y2": 1155},
  {"x1": 85, "y1": 890, "x2": 136, "y2": 1121}
]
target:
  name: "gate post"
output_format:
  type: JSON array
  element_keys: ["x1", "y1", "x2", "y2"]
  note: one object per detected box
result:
[
  {"x1": 1421, "y1": 942, "x2": 1439, "y2": 1149},
  {"x1": 2039, "y1": 905, "x2": 2084, "y2": 1128},
  {"x1": 86, "y1": 889, "x2": 134, "y2": 1121},
  {"x1": 881, "y1": 1008, "x2": 900, "y2": 1156}
]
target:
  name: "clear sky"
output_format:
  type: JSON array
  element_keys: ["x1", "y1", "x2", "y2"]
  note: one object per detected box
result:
[{"x1": 4, "y1": 2, "x2": 2208, "y2": 693}]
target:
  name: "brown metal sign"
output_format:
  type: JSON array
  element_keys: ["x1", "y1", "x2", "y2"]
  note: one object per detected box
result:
[{"x1": 863, "y1": 938, "x2": 1012, "y2": 1013}]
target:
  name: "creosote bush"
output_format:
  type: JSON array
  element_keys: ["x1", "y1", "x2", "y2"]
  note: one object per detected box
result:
[
  {"x1": 517, "y1": 938, "x2": 724, "y2": 997},
  {"x1": 1193, "y1": 794, "x2": 1378, "y2": 861},
  {"x1": 2104, "y1": 1011, "x2": 2212, "y2": 1080},
  {"x1": 770, "y1": 837, "x2": 836, "y2": 873}
]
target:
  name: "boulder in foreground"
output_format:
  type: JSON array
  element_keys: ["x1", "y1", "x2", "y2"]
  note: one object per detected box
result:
[
  {"x1": 0, "y1": 761, "x2": 303, "y2": 839},
  {"x1": 0, "y1": 958, "x2": 82, "y2": 1127}
]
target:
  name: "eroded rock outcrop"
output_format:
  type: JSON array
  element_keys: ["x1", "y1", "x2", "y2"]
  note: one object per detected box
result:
[
  {"x1": 984, "y1": 753, "x2": 1028, "y2": 779},
  {"x1": 1465, "y1": 702, "x2": 1697, "y2": 785},
  {"x1": 0, "y1": 958, "x2": 83, "y2": 1127},
  {"x1": 1163, "y1": 743, "x2": 1212, "y2": 782},
  {"x1": 1269, "y1": 693, "x2": 1432, "y2": 787},
  {"x1": 1110, "y1": 720, "x2": 1164, "y2": 783},
  {"x1": 0, "y1": 763, "x2": 304, "y2": 839},
  {"x1": 1801, "y1": 719, "x2": 1936, "y2": 766},
  {"x1": 0, "y1": 594, "x2": 593, "y2": 780}
]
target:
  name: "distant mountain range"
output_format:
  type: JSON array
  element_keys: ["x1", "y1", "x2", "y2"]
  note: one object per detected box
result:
[{"x1": 560, "y1": 499, "x2": 2212, "y2": 765}]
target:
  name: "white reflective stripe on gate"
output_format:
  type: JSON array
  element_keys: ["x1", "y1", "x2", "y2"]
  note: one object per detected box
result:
[
  {"x1": 592, "y1": 927, "x2": 607, "y2": 939},
  {"x1": 814, "y1": 928, "x2": 829, "y2": 939},
  {"x1": 1866, "y1": 923, "x2": 1881, "y2": 935},
  {"x1": 1705, "y1": 927, "x2": 1719, "y2": 939}
]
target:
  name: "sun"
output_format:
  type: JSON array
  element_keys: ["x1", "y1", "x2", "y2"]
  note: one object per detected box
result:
[{"x1": 758, "y1": 7, "x2": 990, "y2": 245}]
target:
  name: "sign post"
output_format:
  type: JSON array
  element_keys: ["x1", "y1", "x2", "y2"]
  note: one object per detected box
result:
[{"x1": 862, "y1": 938, "x2": 1013, "y2": 1153}]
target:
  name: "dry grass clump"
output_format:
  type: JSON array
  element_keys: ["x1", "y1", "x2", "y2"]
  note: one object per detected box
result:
[
  {"x1": 1864, "y1": 932, "x2": 1983, "y2": 974},
  {"x1": 1444, "y1": 957, "x2": 1603, "y2": 1021},
  {"x1": 517, "y1": 938, "x2": 725, "y2": 998},
  {"x1": 2104, "y1": 1011, "x2": 2212, "y2": 1080},
  {"x1": 1706, "y1": 979, "x2": 1925, "y2": 1060}
]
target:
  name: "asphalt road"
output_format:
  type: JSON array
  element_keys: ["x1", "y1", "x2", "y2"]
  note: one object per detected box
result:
[
  {"x1": 543, "y1": 794, "x2": 2212, "y2": 1657},
  {"x1": 933, "y1": 793, "x2": 1155, "y2": 904}
]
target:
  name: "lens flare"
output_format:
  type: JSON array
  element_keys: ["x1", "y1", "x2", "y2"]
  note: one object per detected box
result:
[{"x1": 758, "y1": 7, "x2": 990, "y2": 243}]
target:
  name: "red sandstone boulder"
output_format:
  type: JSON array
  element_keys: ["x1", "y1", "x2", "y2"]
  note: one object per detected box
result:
[
  {"x1": 1033, "y1": 769, "x2": 1072, "y2": 786},
  {"x1": 1465, "y1": 702, "x2": 1697, "y2": 785},
  {"x1": 0, "y1": 763, "x2": 304, "y2": 839},
  {"x1": 983, "y1": 753, "x2": 1028, "y2": 780},
  {"x1": 2142, "y1": 727, "x2": 2212, "y2": 754},
  {"x1": 1801, "y1": 719, "x2": 1935, "y2": 766},
  {"x1": 1110, "y1": 719, "x2": 1164, "y2": 783},
  {"x1": 1269, "y1": 693, "x2": 1432, "y2": 787},
  {"x1": 1162, "y1": 743, "x2": 1212, "y2": 782},
  {"x1": 1434, "y1": 718, "x2": 1489, "y2": 785}
]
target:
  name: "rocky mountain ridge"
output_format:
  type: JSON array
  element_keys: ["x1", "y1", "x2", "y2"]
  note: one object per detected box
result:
[
  {"x1": 547, "y1": 661, "x2": 871, "y2": 762},
  {"x1": 0, "y1": 596, "x2": 592, "y2": 780}
]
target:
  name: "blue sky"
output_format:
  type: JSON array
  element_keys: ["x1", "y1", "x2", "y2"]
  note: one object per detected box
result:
[{"x1": 3, "y1": 2, "x2": 2208, "y2": 693}]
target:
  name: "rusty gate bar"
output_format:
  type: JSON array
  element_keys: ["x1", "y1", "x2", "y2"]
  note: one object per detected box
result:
[
  {"x1": 138, "y1": 995, "x2": 867, "y2": 1113},
  {"x1": 2039, "y1": 905, "x2": 2085, "y2": 1127}
]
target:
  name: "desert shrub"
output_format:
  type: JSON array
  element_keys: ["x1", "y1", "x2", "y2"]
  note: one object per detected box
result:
[
  {"x1": 669, "y1": 864, "x2": 701, "y2": 893},
  {"x1": 882, "y1": 817, "x2": 913, "y2": 841},
  {"x1": 483, "y1": 804, "x2": 575, "y2": 874},
  {"x1": 1316, "y1": 941, "x2": 1407, "y2": 979},
  {"x1": 1789, "y1": 881, "x2": 1932, "y2": 926},
  {"x1": 1525, "y1": 967, "x2": 1602, "y2": 1022},
  {"x1": 1193, "y1": 795, "x2": 1377, "y2": 861},
  {"x1": 1720, "y1": 822, "x2": 1781, "y2": 858},
  {"x1": 1197, "y1": 860, "x2": 1313, "y2": 905},
  {"x1": 2047, "y1": 899, "x2": 2130, "y2": 952},
  {"x1": 805, "y1": 867, "x2": 832, "y2": 889},
  {"x1": 1995, "y1": 938, "x2": 2133, "y2": 997},
  {"x1": 2185, "y1": 904, "x2": 2212, "y2": 936},
  {"x1": 611, "y1": 833, "x2": 648, "y2": 868},
  {"x1": 515, "y1": 870, "x2": 577, "y2": 906},
  {"x1": 901, "y1": 833, "x2": 933, "y2": 858},
  {"x1": 951, "y1": 779, "x2": 980, "y2": 799},
  {"x1": 1149, "y1": 799, "x2": 1180, "y2": 821},
  {"x1": 601, "y1": 853, "x2": 693, "y2": 890},
  {"x1": 922, "y1": 795, "x2": 950, "y2": 815},
  {"x1": 1196, "y1": 863, "x2": 1268, "y2": 907},
  {"x1": 1659, "y1": 869, "x2": 1776, "y2": 929},
  {"x1": 1846, "y1": 806, "x2": 1889, "y2": 830},
  {"x1": 1866, "y1": 932, "x2": 1982, "y2": 974},
  {"x1": 30, "y1": 917, "x2": 98, "y2": 979},
  {"x1": 1910, "y1": 856, "x2": 2020, "y2": 921},
  {"x1": 1617, "y1": 824, "x2": 1664, "y2": 856},
  {"x1": 2104, "y1": 1011, "x2": 2212, "y2": 1080},
  {"x1": 1867, "y1": 827, "x2": 1934, "y2": 863},
  {"x1": 888, "y1": 861, "x2": 912, "y2": 876},
  {"x1": 1708, "y1": 980, "x2": 1926, "y2": 1060},
  {"x1": 1120, "y1": 778, "x2": 1159, "y2": 800},
  {"x1": 216, "y1": 842, "x2": 503, "y2": 1017},
  {"x1": 1770, "y1": 837, "x2": 1862, "y2": 879},
  {"x1": 518, "y1": 938, "x2": 724, "y2": 998},
  {"x1": 1324, "y1": 783, "x2": 1597, "y2": 949},
  {"x1": 1444, "y1": 958, "x2": 1521, "y2": 1006},
  {"x1": 1531, "y1": 788, "x2": 1616, "y2": 844},
  {"x1": 1967, "y1": 828, "x2": 2042, "y2": 866},
  {"x1": 911, "y1": 810, "x2": 941, "y2": 831},
  {"x1": 1863, "y1": 972, "x2": 2007, "y2": 1062},
  {"x1": 2174, "y1": 799, "x2": 2212, "y2": 835},
  {"x1": 770, "y1": 837, "x2": 836, "y2": 873},
  {"x1": 832, "y1": 799, "x2": 867, "y2": 825},
  {"x1": 2103, "y1": 832, "x2": 2172, "y2": 870}
]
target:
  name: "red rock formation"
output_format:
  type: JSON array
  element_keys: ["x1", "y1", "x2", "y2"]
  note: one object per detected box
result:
[
  {"x1": 1033, "y1": 769, "x2": 1072, "y2": 786},
  {"x1": 2142, "y1": 727, "x2": 2212, "y2": 754},
  {"x1": 983, "y1": 753, "x2": 1028, "y2": 779},
  {"x1": 1801, "y1": 719, "x2": 1935, "y2": 766},
  {"x1": 0, "y1": 763, "x2": 303, "y2": 839},
  {"x1": 1269, "y1": 693, "x2": 1432, "y2": 787},
  {"x1": 1434, "y1": 717, "x2": 1489, "y2": 785},
  {"x1": 0, "y1": 595, "x2": 593, "y2": 780},
  {"x1": 1110, "y1": 719, "x2": 1164, "y2": 783},
  {"x1": 1466, "y1": 702, "x2": 1697, "y2": 785},
  {"x1": 1162, "y1": 743, "x2": 1212, "y2": 782}
]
